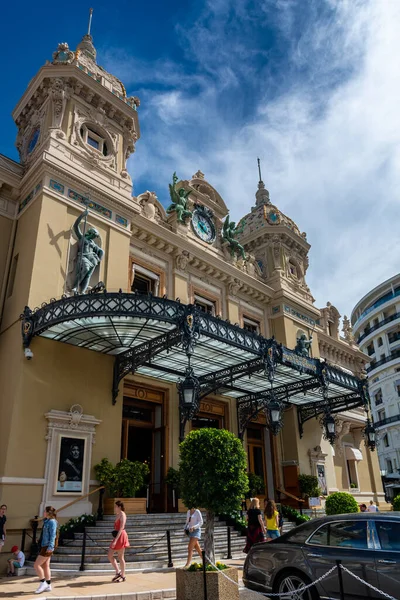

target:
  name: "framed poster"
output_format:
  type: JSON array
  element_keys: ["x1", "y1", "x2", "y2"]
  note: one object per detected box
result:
[
  {"x1": 56, "y1": 436, "x2": 85, "y2": 493},
  {"x1": 317, "y1": 464, "x2": 328, "y2": 496}
]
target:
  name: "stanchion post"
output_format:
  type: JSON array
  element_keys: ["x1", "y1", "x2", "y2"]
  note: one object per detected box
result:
[
  {"x1": 29, "y1": 517, "x2": 39, "y2": 560},
  {"x1": 21, "y1": 529, "x2": 26, "y2": 554},
  {"x1": 336, "y1": 560, "x2": 345, "y2": 600},
  {"x1": 166, "y1": 530, "x2": 173, "y2": 568},
  {"x1": 79, "y1": 528, "x2": 87, "y2": 572},
  {"x1": 298, "y1": 501, "x2": 303, "y2": 515},
  {"x1": 227, "y1": 526, "x2": 232, "y2": 560},
  {"x1": 202, "y1": 550, "x2": 208, "y2": 600},
  {"x1": 97, "y1": 488, "x2": 104, "y2": 521}
]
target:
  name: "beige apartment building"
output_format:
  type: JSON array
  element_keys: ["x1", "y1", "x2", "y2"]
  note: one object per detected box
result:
[{"x1": 0, "y1": 31, "x2": 385, "y2": 544}]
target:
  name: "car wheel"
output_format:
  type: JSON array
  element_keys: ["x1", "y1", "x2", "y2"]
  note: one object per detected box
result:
[{"x1": 274, "y1": 571, "x2": 319, "y2": 600}]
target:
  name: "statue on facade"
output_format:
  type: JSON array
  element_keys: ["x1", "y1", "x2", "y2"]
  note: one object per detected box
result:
[
  {"x1": 166, "y1": 172, "x2": 192, "y2": 223},
  {"x1": 72, "y1": 209, "x2": 104, "y2": 293},
  {"x1": 342, "y1": 315, "x2": 355, "y2": 344},
  {"x1": 295, "y1": 333, "x2": 313, "y2": 357},
  {"x1": 222, "y1": 215, "x2": 246, "y2": 260}
]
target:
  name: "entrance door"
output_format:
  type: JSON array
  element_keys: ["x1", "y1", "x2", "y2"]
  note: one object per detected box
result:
[
  {"x1": 247, "y1": 425, "x2": 267, "y2": 495},
  {"x1": 121, "y1": 397, "x2": 166, "y2": 512}
]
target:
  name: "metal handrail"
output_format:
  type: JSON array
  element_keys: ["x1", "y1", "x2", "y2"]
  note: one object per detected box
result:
[
  {"x1": 366, "y1": 348, "x2": 400, "y2": 373},
  {"x1": 374, "y1": 413, "x2": 400, "y2": 428}
]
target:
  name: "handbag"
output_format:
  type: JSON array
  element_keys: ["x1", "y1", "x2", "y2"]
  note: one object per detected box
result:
[{"x1": 112, "y1": 530, "x2": 118, "y2": 538}]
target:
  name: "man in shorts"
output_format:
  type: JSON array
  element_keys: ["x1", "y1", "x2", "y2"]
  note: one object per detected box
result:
[
  {"x1": 0, "y1": 505, "x2": 7, "y2": 552},
  {"x1": 7, "y1": 545, "x2": 25, "y2": 576}
]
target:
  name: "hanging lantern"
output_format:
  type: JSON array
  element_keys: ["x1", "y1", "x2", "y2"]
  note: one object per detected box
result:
[
  {"x1": 320, "y1": 410, "x2": 337, "y2": 445},
  {"x1": 363, "y1": 418, "x2": 376, "y2": 451},
  {"x1": 177, "y1": 366, "x2": 200, "y2": 421},
  {"x1": 266, "y1": 397, "x2": 284, "y2": 435}
]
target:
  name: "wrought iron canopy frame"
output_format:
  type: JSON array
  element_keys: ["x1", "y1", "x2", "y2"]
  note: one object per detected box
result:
[{"x1": 21, "y1": 291, "x2": 370, "y2": 435}]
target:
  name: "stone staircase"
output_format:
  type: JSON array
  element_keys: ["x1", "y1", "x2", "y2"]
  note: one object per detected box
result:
[{"x1": 25, "y1": 513, "x2": 295, "y2": 575}]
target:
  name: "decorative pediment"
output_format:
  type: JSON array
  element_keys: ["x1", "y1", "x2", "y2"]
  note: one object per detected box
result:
[{"x1": 180, "y1": 172, "x2": 228, "y2": 218}]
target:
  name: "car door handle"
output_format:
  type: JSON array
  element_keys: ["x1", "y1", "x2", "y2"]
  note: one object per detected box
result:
[
  {"x1": 378, "y1": 559, "x2": 397, "y2": 565},
  {"x1": 307, "y1": 553, "x2": 322, "y2": 558}
]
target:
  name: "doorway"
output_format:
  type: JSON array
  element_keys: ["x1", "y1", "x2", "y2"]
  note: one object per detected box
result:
[
  {"x1": 121, "y1": 393, "x2": 166, "y2": 512},
  {"x1": 247, "y1": 425, "x2": 268, "y2": 495}
]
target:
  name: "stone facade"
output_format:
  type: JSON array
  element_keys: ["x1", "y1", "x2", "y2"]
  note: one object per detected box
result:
[{"x1": 0, "y1": 29, "x2": 386, "y2": 565}]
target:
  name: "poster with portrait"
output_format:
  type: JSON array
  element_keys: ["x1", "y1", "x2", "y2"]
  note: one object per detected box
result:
[
  {"x1": 317, "y1": 464, "x2": 328, "y2": 496},
  {"x1": 56, "y1": 436, "x2": 85, "y2": 493}
]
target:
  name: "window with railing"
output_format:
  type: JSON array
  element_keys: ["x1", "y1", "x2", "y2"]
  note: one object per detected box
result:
[
  {"x1": 383, "y1": 434, "x2": 390, "y2": 448},
  {"x1": 377, "y1": 337, "x2": 383, "y2": 347},
  {"x1": 387, "y1": 458, "x2": 393, "y2": 474},
  {"x1": 388, "y1": 331, "x2": 400, "y2": 344},
  {"x1": 367, "y1": 343, "x2": 375, "y2": 356},
  {"x1": 243, "y1": 316, "x2": 260, "y2": 334},
  {"x1": 378, "y1": 409, "x2": 386, "y2": 422},
  {"x1": 194, "y1": 295, "x2": 216, "y2": 316}
]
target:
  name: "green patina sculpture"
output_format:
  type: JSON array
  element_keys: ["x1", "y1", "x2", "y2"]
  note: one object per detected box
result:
[
  {"x1": 166, "y1": 172, "x2": 192, "y2": 224},
  {"x1": 72, "y1": 209, "x2": 104, "y2": 293},
  {"x1": 294, "y1": 333, "x2": 313, "y2": 357},
  {"x1": 222, "y1": 215, "x2": 246, "y2": 260}
]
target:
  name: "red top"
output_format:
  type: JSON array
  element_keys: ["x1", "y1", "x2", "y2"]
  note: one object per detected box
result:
[{"x1": 111, "y1": 516, "x2": 129, "y2": 550}]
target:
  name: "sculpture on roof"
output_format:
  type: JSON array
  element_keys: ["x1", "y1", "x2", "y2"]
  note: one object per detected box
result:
[
  {"x1": 222, "y1": 216, "x2": 246, "y2": 260},
  {"x1": 166, "y1": 172, "x2": 192, "y2": 224},
  {"x1": 342, "y1": 315, "x2": 355, "y2": 345},
  {"x1": 72, "y1": 209, "x2": 104, "y2": 294},
  {"x1": 295, "y1": 333, "x2": 313, "y2": 357}
]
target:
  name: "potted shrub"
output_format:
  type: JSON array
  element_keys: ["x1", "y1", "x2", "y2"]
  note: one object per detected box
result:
[
  {"x1": 178, "y1": 428, "x2": 248, "y2": 600},
  {"x1": 298, "y1": 474, "x2": 321, "y2": 508},
  {"x1": 393, "y1": 495, "x2": 400, "y2": 511},
  {"x1": 166, "y1": 466, "x2": 181, "y2": 512},
  {"x1": 325, "y1": 492, "x2": 359, "y2": 515},
  {"x1": 94, "y1": 458, "x2": 150, "y2": 515}
]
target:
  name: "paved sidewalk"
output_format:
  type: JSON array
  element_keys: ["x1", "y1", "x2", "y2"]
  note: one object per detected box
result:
[{"x1": 0, "y1": 561, "x2": 249, "y2": 600}]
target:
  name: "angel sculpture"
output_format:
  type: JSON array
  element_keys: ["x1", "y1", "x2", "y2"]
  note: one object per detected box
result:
[
  {"x1": 72, "y1": 209, "x2": 104, "y2": 294},
  {"x1": 222, "y1": 215, "x2": 246, "y2": 260},
  {"x1": 166, "y1": 172, "x2": 192, "y2": 224}
]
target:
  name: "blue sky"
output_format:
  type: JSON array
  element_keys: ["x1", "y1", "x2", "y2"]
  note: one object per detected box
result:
[{"x1": 2, "y1": 0, "x2": 400, "y2": 321}]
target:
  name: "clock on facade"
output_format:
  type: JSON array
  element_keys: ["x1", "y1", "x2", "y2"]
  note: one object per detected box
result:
[
  {"x1": 191, "y1": 205, "x2": 216, "y2": 243},
  {"x1": 27, "y1": 128, "x2": 40, "y2": 154}
]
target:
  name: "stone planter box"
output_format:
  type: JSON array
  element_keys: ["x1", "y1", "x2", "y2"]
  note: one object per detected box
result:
[
  {"x1": 104, "y1": 497, "x2": 147, "y2": 515},
  {"x1": 176, "y1": 567, "x2": 239, "y2": 600}
]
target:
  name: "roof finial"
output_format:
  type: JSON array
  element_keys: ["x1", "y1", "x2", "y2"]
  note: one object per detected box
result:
[
  {"x1": 88, "y1": 8, "x2": 93, "y2": 36},
  {"x1": 257, "y1": 157, "x2": 262, "y2": 183},
  {"x1": 255, "y1": 156, "x2": 270, "y2": 207}
]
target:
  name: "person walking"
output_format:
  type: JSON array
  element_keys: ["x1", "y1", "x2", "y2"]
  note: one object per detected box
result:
[
  {"x1": 367, "y1": 500, "x2": 378, "y2": 512},
  {"x1": 34, "y1": 506, "x2": 58, "y2": 594},
  {"x1": 0, "y1": 505, "x2": 6, "y2": 553},
  {"x1": 184, "y1": 507, "x2": 203, "y2": 568},
  {"x1": 244, "y1": 498, "x2": 266, "y2": 553},
  {"x1": 108, "y1": 501, "x2": 129, "y2": 583},
  {"x1": 265, "y1": 499, "x2": 280, "y2": 541},
  {"x1": 7, "y1": 545, "x2": 25, "y2": 576}
]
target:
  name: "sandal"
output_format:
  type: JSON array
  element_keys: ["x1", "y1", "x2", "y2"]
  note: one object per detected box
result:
[
  {"x1": 112, "y1": 572, "x2": 122, "y2": 582},
  {"x1": 117, "y1": 576, "x2": 126, "y2": 583}
]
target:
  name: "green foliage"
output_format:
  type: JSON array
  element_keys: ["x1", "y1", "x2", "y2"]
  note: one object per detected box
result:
[
  {"x1": 298, "y1": 474, "x2": 321, "y2": 498},
  {"x1": 59, "y1": 514, "x2": 96, "y2": 536},
  {"x1": 350, "y1": 483, "x2": 358, "y2": 489},
  {"x1": 392, "y1": 495, "x2": 400, "y2": 511},
  {"x1": 165, "y1": 467, "x2": 181, "y2": 494},
  {"x1": 94, "y1": 458, "x2": 150, "y2": 498},
  {"x1": 187, "y1": 561, "x2": 229, "y2": 572},
  {"x1": 281, "y1": 505, "x2": 311, "y2": 526},
  {"x1": 325, "y1": 492, "x2": 359, "y2": 515},
  {"x1": 179, "y1": 428, "x2": 249, "y2": 515},
  {"x1": 247, "y1": 472, "x2": 265, "y2": 497}
]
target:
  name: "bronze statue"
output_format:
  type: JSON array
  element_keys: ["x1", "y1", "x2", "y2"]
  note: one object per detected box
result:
[
  {"x1": 72, "y1": 209, "x2": 104, "y2": 293},
  {"x1": 166, "y1": 172, "x2": 192, "y2": 224},
  {"x1": 295, "y1": 333, "x2": 313, "y2": 357},
  {"x1": 222, "y1": 215, "x2": 246, "y2": 260}
]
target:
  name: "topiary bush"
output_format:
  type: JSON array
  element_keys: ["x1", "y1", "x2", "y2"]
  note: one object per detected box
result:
[
  {"x1": 298, "y1": 474, "x2": 320, "y2": 498},
  {"x1": 94, "y1": 458, "x2": 150, "y2": 498},
  {"x1": 247, "y1": 472, "x2": 265, "y2": 497},
  {"x1": 281, "y1": 505, "x2": 311, "y2": 526},
  {"x1": 325, "y1": 492, "x2": 359, "y2": 515},
  {"x1": 392, "y1": 495, "x2": 400, "y2": 511},
  {"x1": 179, "y1": 428, "x2": 248, "y2": 564}
]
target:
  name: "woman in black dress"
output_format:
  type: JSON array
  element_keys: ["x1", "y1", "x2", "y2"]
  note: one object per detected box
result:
[{"x1": 244, "y1": 498, "x2": 266, "y2": 553}]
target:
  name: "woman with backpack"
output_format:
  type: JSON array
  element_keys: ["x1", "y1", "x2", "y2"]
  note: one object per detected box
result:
[{"x1": 34, "y1": 506, "x2": 58, "y2": 594}]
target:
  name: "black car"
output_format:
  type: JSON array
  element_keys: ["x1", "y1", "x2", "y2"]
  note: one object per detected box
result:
[{"x1": 243, "y1": 512, "x2": 400, "y2": 600}]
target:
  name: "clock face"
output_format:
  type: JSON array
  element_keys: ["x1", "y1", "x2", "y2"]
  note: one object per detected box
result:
[
  {"x1": 192, "y1": 210, "x2": 215, "y2": 243},
  {"x1": 27, "y1": 128, "x2": 40, "y2": 154}
]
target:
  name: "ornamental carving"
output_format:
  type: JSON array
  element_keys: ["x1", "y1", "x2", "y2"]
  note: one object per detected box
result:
[
  {"x1": 342, "y1": 315, "x2": 355, "y2": 345},
  {"x1": 52, "y1": 42, "x2": 75, "y2": 64},
  {"x1": 175, "y1": 250, "x2": 190, "y2": 272},
  {"x1": 49, "y1": 78, "x2": 66, "y2": 131},
  {"x1": 334, "y1": 420, "x2": 352, "y2": 455},
  {"x1": 228, "y1": 278, "x2": 241, "y2": 297}
]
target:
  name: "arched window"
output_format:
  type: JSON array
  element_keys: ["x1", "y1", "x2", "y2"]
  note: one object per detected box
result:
[{"x1": 377, "y1": 337, "x2": 383, "y2": 347}]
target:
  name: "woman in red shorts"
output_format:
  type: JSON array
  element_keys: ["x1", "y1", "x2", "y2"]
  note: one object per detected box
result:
[{"x1": 108, "y1": 501, "x2": 129, "y2": 582}]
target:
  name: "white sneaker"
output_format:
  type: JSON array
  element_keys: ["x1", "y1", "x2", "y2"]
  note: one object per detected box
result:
[
  {"x1": 35, "y1": 582, "x2": 48, "y2": 594},
  {"x1": 45, "y1": 584, "x2": 52, "y2": 592}
]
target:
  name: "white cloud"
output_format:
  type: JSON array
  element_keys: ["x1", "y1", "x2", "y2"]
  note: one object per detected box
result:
[{"x1": 104, "y1": 0, "x2": 400, "y2": 319}]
